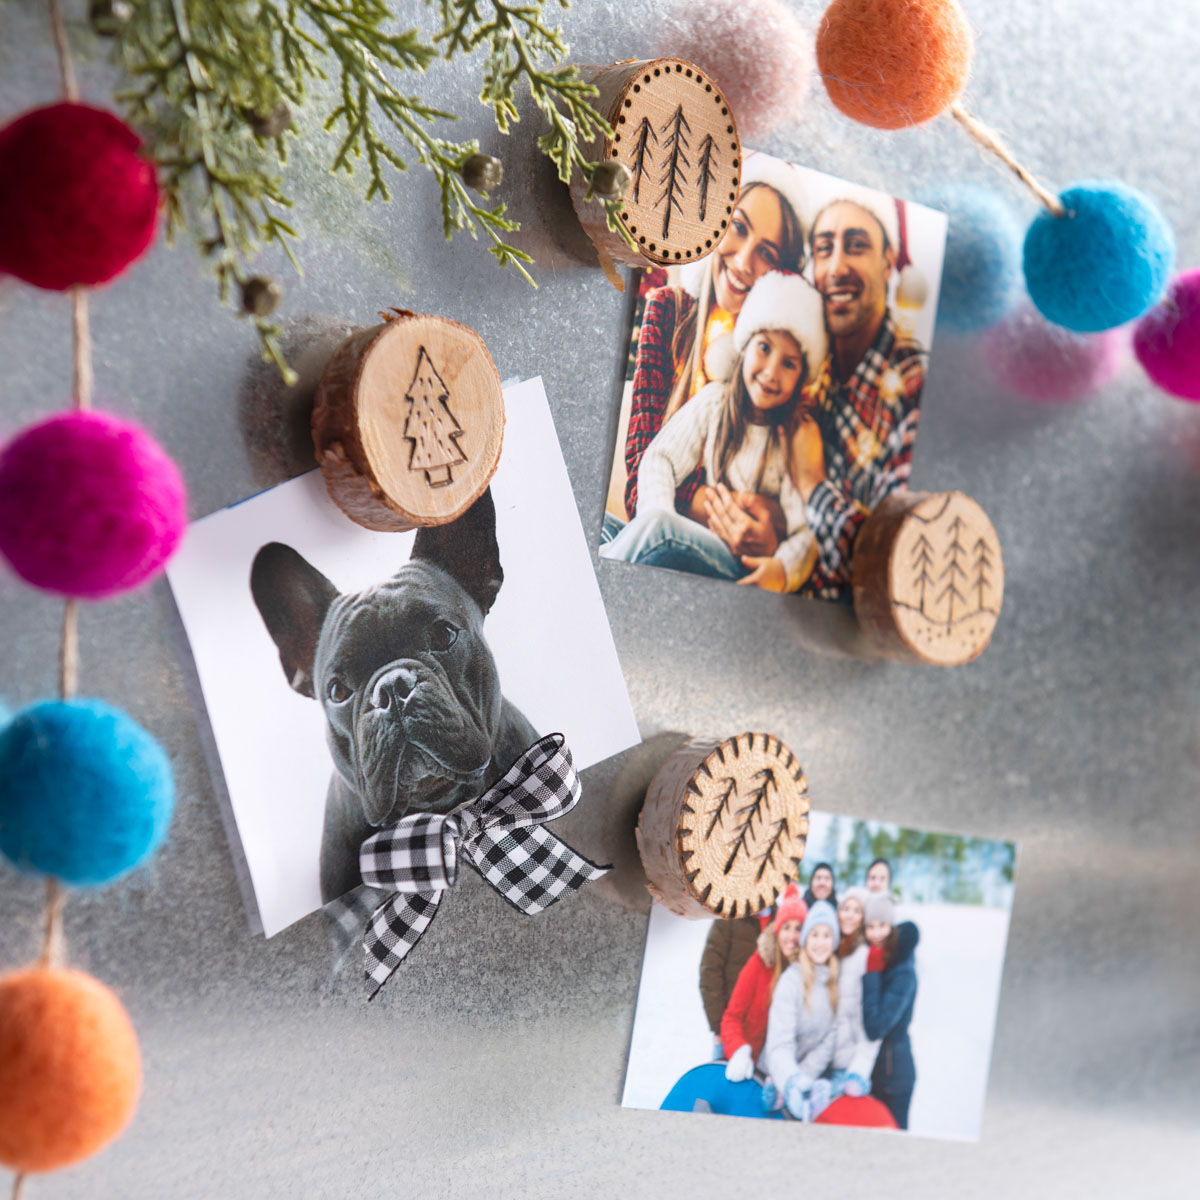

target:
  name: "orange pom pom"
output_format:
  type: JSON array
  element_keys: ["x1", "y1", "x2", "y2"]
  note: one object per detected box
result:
[
  {"x1": 816, "y1": 0, "x2": 973, "y2": 129},
  {"x1": 0, "y1": 968, "x2": 141, "y2": 1173}
]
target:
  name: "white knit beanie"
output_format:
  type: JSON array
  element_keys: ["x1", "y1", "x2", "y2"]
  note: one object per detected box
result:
[
  {"x1": 732, "y1": 271, "x2": 828, "y2": 372},
  {"x1": 865, "y1": 892, "x2": 896, "y2": 926},
  {"x1": 810, "y1": 182, "x2": 900, "y2": 256}
]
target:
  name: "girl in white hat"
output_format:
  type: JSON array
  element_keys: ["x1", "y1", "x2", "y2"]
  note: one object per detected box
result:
[{"x1": 601, "y1": 271, "x2": 827, "y2": 592}]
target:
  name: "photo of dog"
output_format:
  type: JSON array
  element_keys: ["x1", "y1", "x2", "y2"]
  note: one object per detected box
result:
[{"x1": 250, "y1": 490, "x2": 539, "y2": 903}]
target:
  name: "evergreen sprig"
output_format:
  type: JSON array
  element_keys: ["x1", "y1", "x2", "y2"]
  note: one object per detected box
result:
[{"x1": 106, "y1": 0, "x2": 628, "y2": 377}]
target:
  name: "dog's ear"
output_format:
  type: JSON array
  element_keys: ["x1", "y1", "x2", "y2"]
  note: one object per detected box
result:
[
  {"x1": 250, "y1": 543, "x2": 340, "y2": 699},
  {"x1": 410, "y1": 488, "x2": 503, "y2": 615}
]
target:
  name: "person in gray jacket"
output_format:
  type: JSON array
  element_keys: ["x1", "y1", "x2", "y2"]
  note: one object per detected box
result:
[
  {"x1": 762, "y1": 899, "x2": 841, "y2": 1121},
  {"x1": 832, "y1": 887, "x2": 881, "y2": 1096}
]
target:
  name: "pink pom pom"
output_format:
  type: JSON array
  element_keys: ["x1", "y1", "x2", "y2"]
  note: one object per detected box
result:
[
  {"x1": 0, "y1": 411, "x2": 187, "y2": 599},
  {"x1": 983, "y1": 301, "x2": 1126, "y2": 403},
  {"x1": 660, "y1": 0, "x2": 811, "y2": 141},
  {"x1": 1133, "y1": 268, "x2": 1200, "y2": 402}
]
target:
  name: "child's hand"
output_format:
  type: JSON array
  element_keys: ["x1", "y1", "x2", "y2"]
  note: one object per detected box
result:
[
  {"x1": 738, "y1": 555, "x2": 787, "y2": 592},
  {"x1": 706, "y1": 483, "x2": 780, "y2": 556}
]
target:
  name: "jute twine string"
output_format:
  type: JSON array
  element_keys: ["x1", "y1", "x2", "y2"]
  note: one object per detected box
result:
[
  {"x1": 11, "y1": 2, "x2": 87, "y2": 1196},
  {"x1": 950, "y1": 102, "x2": 1067, "y2": 218}
]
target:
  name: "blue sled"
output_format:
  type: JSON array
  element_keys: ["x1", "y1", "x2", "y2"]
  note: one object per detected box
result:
[{"x1": 660, "y1": 1063, "x2": 785, "y2": 1120}]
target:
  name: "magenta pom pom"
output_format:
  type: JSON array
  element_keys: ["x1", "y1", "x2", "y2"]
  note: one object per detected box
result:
[
  {"x1": 983, "y1": 301, "x2": 1126, "y2": 404},
  {"x1": 660, "y1": 0, "x2": 811, "y2": 141},
  {"x1": 0, "y1": 411, "x2": 187, "y2": 599},
  {"x1": 1133, "y1": 269, "x2": 1200, "y2": 402}
]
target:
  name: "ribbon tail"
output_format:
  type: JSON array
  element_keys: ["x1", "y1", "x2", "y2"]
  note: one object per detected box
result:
[
  {"x1": 364, "y1": 888, "x2": 443, "y2": 999},
  {"x1": 466, "y1": 825, "x2": 609, "y2": 916}
]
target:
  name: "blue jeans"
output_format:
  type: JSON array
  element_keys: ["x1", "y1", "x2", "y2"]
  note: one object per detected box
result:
[{"x1": 600, "y1": 508, "x2": 746, "y2": 581}]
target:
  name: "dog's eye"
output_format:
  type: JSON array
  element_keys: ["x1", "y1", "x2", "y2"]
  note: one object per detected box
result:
[
  {"x1": 327, "y1": 679, "x2": 352, "y2": 704},
  {"x1": 430, "y1": 620, "x2": 459, "y2": 651}
]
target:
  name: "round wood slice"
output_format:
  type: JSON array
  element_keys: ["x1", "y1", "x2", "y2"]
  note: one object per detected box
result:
[
  {"x1": 311, "y1": 312, "x2": 504, "y2": 531},
  {"x1": 636, "y1": 733, "x2": 810, "y2": 920},
  {"x1": 853, "y1": 490, "x2": 1004, "y2": 666},
  {"x1": 569, "y1": 58, "x2": 742, "y2": 270}
]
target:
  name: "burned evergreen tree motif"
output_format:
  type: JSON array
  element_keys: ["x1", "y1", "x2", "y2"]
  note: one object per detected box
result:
[
  {"x1": 630, "y1": 116, "x2": 656, "y2": 205},
  {"x1": 654, "y1": 104, "x2": 691, "y2": 239},
  {"x1": 704, "y1": 776, "x2": 737, "y2": 839},
  {"x1": 402, "y1": 347, "x2": 466, "y2": 487},
  {"x1": 723, "y1": 767, "x2": 776, "y2": 876},
  {"x1": 755, "y1": 817, "x2": 790, "y2": 883},
  {"x1": 972, "y1": 536, "x2": 995, "y2": 611},
  {"x1": 696, "y1": 133, "x2": 718, "y2": 222},
  {"x1": 935, "y1": 514, "x2": 968, "y2": 624},
  {"x1": 910, "y1": 532, "x2": 935, "y2": 615}
]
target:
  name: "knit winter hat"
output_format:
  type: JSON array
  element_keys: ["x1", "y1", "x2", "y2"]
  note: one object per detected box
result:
[
  {"x1": 839, "y1": 886, "x2": 869, "y2": 915},
  {"x1": 732, "y1": 271, "x2": 829, "y2": 371},
  {"x1": 865, "y1": 892, "x2": 896, "y2": 927},
  {"x1": 772, "y1": 883, "x2": 808, "y2": 933},
  {"x1": 799, "y1": 899, "x2": 841, "y2": 953},
  {"x1": 810, "y1": 183, "x2": 900, "y2": 257}
]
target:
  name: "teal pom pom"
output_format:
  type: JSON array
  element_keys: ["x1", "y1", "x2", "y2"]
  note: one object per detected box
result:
[
  {"x1": 1024, "y1": 181, "x2": 1175, "y2": 333},
  {"x1": 0, "y1": 699, "x2": 174, "y2": 886},
  {"x1": 925, "y1": 183, "x2": 1021, "y2": 333}
]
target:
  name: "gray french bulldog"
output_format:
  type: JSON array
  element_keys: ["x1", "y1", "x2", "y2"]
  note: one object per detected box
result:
[{"x1": 249, "y1": 490, "x2": 538, "y2": 904}]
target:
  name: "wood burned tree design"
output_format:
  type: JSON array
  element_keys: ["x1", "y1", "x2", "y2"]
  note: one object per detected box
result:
[
  {"x1": 630, "y1": 116, "x2": 656, "y2": 204},
  {"x1": 697, "y1": 133, "x2": 718, "y2": 222},
  {"x1": 935, "y1": 514, "x2": 969, "y2": 624},
  {"x1": 402, "y1": 347, "x2": 467, "y2": 488},
  {"x1": 655, "y1": 105, "x2": 691, "y2": 238},
  {"x1": 638, "y1": 732, "x2": 810, "y2": 919}
]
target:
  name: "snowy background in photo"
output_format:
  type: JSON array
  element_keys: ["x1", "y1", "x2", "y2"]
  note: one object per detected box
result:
[
  {"x1": 622, "y1": 810, "x2": 1015, "y2": 1142},
  {"x1": 167, "y1": 378, "x2": 640, "y2": 937}
]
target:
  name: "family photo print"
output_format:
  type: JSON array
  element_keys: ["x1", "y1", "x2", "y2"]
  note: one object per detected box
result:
[
  {"x1": 167, "y1": 378, "x2": 639, "y2": 939},
  {"x1": 623, "y1": 810, "x2": 1015, "y2": 1140},
  {"x1": 600, "y1": 151, "x2": 948, "y2": 603}
]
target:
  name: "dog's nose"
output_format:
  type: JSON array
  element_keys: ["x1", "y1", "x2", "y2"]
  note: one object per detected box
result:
[{"x1": 370, "y1": 666, "x2": 419, "y2": 712}]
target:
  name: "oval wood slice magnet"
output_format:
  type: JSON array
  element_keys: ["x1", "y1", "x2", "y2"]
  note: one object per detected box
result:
[
  {"x1": 853, "y1": 490, "x2": 1004, "y2": 666},
  {"x1": 312, "y1": 312, "x2": 504, "y2": 531},
  {"x1": 636, "y1": 733, "x2": 810, "y2": 920},
  {"x1": 570, "y1": 58, "x2": 742, "y2": 270}
]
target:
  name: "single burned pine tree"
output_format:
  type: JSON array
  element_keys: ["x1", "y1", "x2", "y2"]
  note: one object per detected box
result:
[
  {"x1": 723, "y1": 767, "x2": 776, "y2": 875},
  {"x1": 696, "y1": 133, "x2": 718, "y2": 222},
  {"x1": 911, "y1": 531, "x2": 935, "y2": 616},
  {"x1": 705, "y1": 776, "x2": 737, "y2": 839},
  {"x1": 655, "y1": 104, "x2": 692, "y2": 238},
  {"x1": 972, "y1": 536, "x2": 995, "y2": 611},
  {"x1": 630, "y1": 115, "x2": 656, "y2": 204},
  {"x1": 935, "y1": 514, "x2": 969, "y2": 623},
  {"x1": 402, "y1": 347, "x2": 466, "y2": 487}
]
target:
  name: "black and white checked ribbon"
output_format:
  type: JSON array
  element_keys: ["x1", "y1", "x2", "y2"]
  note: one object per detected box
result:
[{"x1": 329, "y1": 734, "x2": 607, "y2": 997}]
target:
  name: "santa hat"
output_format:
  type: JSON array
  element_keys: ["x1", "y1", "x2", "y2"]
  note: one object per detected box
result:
[
  {"x1": 799, "y1": 899, "x2": 841, "y2": 953},
  {"x1": 772, "y1": 883, "x2": 808, "y2": 933},
  {"x1": 732, "y1": 271, "x2": 828, "y2": 371},
  {"x1": 865, "y1": 892, "x2": 896, "y2": 927},
  {"x1": 678, "y1": 152, "x2": 812, "y2": 298}
]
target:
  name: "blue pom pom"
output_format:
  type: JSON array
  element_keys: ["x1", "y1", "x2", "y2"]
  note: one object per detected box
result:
[
  {"x1": 1024, "y1": 181, "x2": 1175, "y2": 333},
  {"x1": 0, "y1": 699, "x2": 174, "y2": 886},
  {"x1": 924, "y1": 183, "x2": 1022, "y2": 334}
]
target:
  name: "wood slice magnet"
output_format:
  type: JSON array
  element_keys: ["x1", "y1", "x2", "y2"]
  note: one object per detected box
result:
[
  {"x1": 312, "y1": 312, "x2": 504, "y2": 531},
  {"x1": 636, "y1": 733, "x2": 810, "y2": 920},
  {"x1": 853, "y1": 490, "x2": 1004, "y2": 666},
  {"x1": 570, "y1": 58, "x2": 742, "y2": 270}
]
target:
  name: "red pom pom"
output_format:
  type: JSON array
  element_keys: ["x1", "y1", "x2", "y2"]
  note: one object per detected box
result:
[{"x1": 0, "y1": 103, "x2": 159, "y2": 290}]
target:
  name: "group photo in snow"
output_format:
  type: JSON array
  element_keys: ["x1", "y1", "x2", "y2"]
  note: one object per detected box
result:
[{"x1": 622, "y1": 813, "x2": 1015, "y2": 1140}]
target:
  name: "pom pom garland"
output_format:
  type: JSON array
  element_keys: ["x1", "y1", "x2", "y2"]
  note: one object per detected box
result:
[
  {"x1": 660, "y1": 0, "x2": 812, "y2": 141},
  {"x1": 815, "y1": 0, "x2": 974, "y2": 130},
  {"x1": 0, "y1": 968, "x2": 142, "y2": 1172},
  {"x1": 0, "y1": 699, "x2": 175, "y2": 886},
  {"x1": 925, "y1": 183, "x2": 1022, "y2": 334},
  {"x1": 983, "y1": 301, "x2": 1126, "y2": 404},
  {"x1": 0, "y1": 409, "x2": 187, "y2": 599},
  {"x1": 1133, "y1": 269, "x2": 1200, "y2": 403},
  {"x1": 1023, "y1": 182, "x2": 1176, "y2": 334},
  {"x1": 0, "y1": 102, "x2": 159, "y2": 290}
]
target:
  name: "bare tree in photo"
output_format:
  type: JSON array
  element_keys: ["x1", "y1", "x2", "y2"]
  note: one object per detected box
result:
[
  {"x1": 655, "y1": 104, "x2": 691, "y2": 239},
  {"x1": 403, "y1": 347, "x2": 466, "y2": 487}
]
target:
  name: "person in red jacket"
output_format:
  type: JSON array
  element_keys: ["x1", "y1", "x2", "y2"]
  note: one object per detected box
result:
[{"x1": 720, "y1": 885, "x2": 808, "y2": 1081}]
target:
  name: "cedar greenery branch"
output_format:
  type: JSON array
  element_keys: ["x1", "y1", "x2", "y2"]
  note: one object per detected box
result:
[{"x1": 104, "y1": 0, "x2": 634, "y2": 381}]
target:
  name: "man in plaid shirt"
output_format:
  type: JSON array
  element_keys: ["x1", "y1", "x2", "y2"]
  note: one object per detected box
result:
[{"x1": 799, "y1": 194, "x2": 928, "y2": 601}]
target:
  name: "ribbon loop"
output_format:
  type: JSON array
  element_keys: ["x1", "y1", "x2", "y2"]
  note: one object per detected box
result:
[{"x1": 330, "y1": 734, "x2": 607, "y2": 997}]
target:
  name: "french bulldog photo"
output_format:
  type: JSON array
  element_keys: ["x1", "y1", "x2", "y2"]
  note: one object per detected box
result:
[{"x1": 250, "y1": 489, "x2": 539, "y2": 903}]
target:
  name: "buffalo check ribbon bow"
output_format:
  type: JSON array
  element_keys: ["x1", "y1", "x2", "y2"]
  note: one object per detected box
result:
[{"x1": 335, "y1": 734, "x2": 608, "y2": 997}]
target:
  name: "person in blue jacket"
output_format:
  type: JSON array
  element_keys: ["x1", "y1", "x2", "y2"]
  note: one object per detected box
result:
[{"x1": 861, "y1": 892, "x2": 919, "y2": 1130}]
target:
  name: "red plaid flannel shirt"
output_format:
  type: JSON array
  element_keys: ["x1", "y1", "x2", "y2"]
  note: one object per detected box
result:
[
  {"x1": 800, "y1": 312, "x2": 927, "y2": 601},
  {"x1": 624, "y1": 286, "x2": 706, "y2": 518}
]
